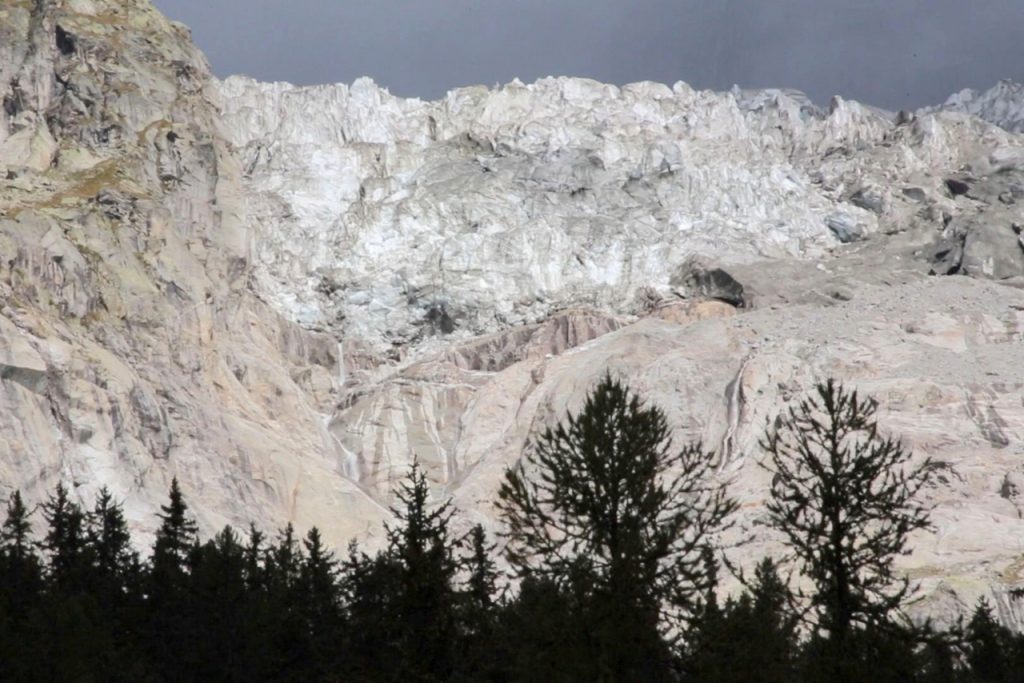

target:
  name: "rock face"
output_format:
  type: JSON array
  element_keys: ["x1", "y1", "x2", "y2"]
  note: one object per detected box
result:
[
  {"x1": 3, "y1": 0, "x2": 1024, "y2": 628},
  {"x1": 0, "y1": 0, "x2": 384, "y2": 545}
]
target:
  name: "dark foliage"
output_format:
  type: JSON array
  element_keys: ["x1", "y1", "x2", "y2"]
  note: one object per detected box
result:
[
  {"x1": 0, "y1": 377, "x2": 1018, "y2": 682},
  {"x1": 762, "y1": 378, "x2": 938, "y2": 681}
]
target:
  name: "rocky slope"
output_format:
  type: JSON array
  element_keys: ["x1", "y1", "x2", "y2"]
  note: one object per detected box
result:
[
  {"x1": 3, "y1": 0, "x2": 1024, "y2": 627},
  {"x1": 0, "y1": 0, "x2": 385, "y2": 545}
]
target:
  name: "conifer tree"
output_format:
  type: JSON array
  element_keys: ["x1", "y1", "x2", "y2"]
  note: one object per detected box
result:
[
  {"x1": 964, "y1": 598, "x2": 1017, "y2": 683},
  {"x1": 455, "y1": 524, "x2": 502, "y2": 682},
  {"x1": 152, "y1": 477, "x2": 199, "y2": 575},
  {"x1": 0, "y1": 491, "x2": 44, "y2": 681},
  {"x1": 243, "y1": 523, "x2": 266, "y2": 592},
  {"x1": 345, "y1": 461, "x2": 461, "y2": 681},
  {"x1": 38, "y1": 485, "x2": 115, "y2": 682},
  {"x1": 145, "y1": 477, "x2": 201, "y2": 683},
  {"x1": 762, "y1": 378, "x2": 935, "y2": 682},
  {"x1": 41, "y1": 483, "x2": 90, "y2": 590},
  {"x1": 185, "y1": 526, "x2": 249, "y2": 681},
  {"x1": 296, "y1": 526, "x2": 344, "y2": 680},
  {"x1": 87, "y1": 487, "x2": 138, "y2": 587},
  {"x1": 1, "y1": 490, "x2": 34, "y2": 561},
  {"x1": 462, "y1": 523, "x2": 498, "y2": 611},
  {"x1": 497, "y1": 372, "x2": 734, "y2": 679},
  {"x1": 686, "y1": 557, "x2": 800, "y2": 683},
  {"x1": 387, "y1": 460, "x2": 460, "y2": 681}
]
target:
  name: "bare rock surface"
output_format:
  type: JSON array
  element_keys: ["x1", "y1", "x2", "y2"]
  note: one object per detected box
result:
[
  {"x1": 0, "y1": 0, "x2": 384, "y2": 547},
  {"x1": 2, "y1": 0, "x2": 1024, "y2": 627}
]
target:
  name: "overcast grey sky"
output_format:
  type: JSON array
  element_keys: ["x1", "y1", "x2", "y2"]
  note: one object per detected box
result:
[{"x1": 153, "y1": 0, "x2": 1024, "y2": 110}]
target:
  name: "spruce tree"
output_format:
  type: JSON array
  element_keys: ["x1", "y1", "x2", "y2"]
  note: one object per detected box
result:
[
  {"x1": 387, "y1": 460, "x2": 460, "y2": 681},
  {"x1": 964, "y1": 598, "x2": 1015, "y2": 683},
  {"x1": 41, "y1": 483, "x2": 90, "y2": 590},
  {"x1": 263, "y1": 522, "x2": 307, "y2": 680},
  {"x1": 145, "y1": 477, "x2": 200, "y2": 683},
  {"x1": 152, "y1": 477, "x2": 199, "y2": 574},
  {"x1": 184, "y1": 526, "x2": 250, "y2": 682},
  {"x1": 497, "y1": 373, "x2": 734, "y2": 678},
  {"x1": 85, "y1": 488, "x2": 146, "y2": 681},
  {"x1": 87, "y1": 487, "x2": 136, "y2": 582},
  {"x1": 684, "y1": 558, "x2": 800, "y2": 683},
  {"x1": 345, "y1": 461, "x2": 461, "y2": 682},
  {"x1": 455, "y1": 524, "x2": 502, "y2": 682},
  {"x1": 0, "y1": 491, "x2": 44, "y2": 681},
  {"x1": 1, "y1": 490, "x2": 34, "y2": 561},
  {"x1": 762, "y1": 378, "x2": 935, "y2": 682},
  {"x1": 296, "y1": 526, "x2": 344, "y2": 680},
  {"x1": 39, "y1": 485, "x2": 115, "y2": 681}
]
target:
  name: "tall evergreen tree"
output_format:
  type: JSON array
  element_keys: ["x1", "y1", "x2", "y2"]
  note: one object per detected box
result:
[
  {"x1": 152, "y1": 477, "x2": 199, "y2": 575},
  {"x1": 262, "y1": 522, "x2": 308, "y2": 681},
  {"x1": 87, "y1": 487, "x2": 137, "y2": 583},
  {"x1": 41, "y1": 483, "x2": 90, "y2": 590},
  {"x1": 497, "y1": 373, "x2": 734, "y2": 679},
  {"x1": 0, "y1": 491, "x2": 45, "y2": 681},
  {"x1": 762, "y1": 378, "x2": 935, "y2": 682},
  {"x1": 455, "y1": 524, "x2": 502, "y2": 682},
  {"x1": 38, "y1": 485, "x2": 116, "y2": 682},
  {"x1": 963, "y1": 598, "x2": 1019, "y2": 683},
  {"x1": 184, "y1": 526, "x2": 250, "y2": 682},
  {"x1": 684, "y1": 558, "x2": 801, "y2": 683},
  {"x1": 85, "y1": 488, "x2": 147, "y2": 681},
  {"x1": 345, "y1": 461, "x2": 461, "y2": 682},
  {"x1": 296, "y1": 526, "x2": 344, "y2": 680},
  {"x1": 144, "y1": 477, "x2": 200, "y2": 683}
]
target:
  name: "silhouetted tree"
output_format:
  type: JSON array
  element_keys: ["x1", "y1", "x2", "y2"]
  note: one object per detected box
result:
[
  {"x1": 454, "y1": 524, "x2": 503, "y2": 682},
  {"x1": 0, "y1": 491, "x2": 44, "y2": 681},
  {"x1": 763, "y1": 378, "x2": 935, "y2": 682},
  {"x1": 963, "y1": 598, "x2": 1024, "y2": 683},
  {"x1": 41, "y1": 484, "x2": 90, "y2": 590},
  {"x1": 345, "y1": 461, "x2": 461, "y2": 682},
  {"x1": 144, "y1": 477, "x2": 200, "y2": 683},
  {"x1": 295, "y1": 526, "x2": 344, "y2": 680},
  {"x1": 685, "y1": 558, "x2": 801, "y2": 683},
  {"x1": 497, "y1": 373, "x2": 734, "y2": 679}
]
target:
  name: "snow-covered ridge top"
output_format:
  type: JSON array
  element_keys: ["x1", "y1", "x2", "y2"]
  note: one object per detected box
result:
[{"x1": 924, "y1": 79, "x2": 1024, "y2": 133}]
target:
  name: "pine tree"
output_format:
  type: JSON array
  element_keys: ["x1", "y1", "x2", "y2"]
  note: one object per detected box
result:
[
  {"x1": 493, "y1": 572, "x2": 597, "y2": 683},
  {"x1": 688, "y1": 558, "x2": 799, "y2": 683},
  {"x1": 296, "y1": 526, "x2": 344, "y2": 680},
  {"x1": 762, "y1": 378, "x2": 935, "y2": 682},
  {"x1": 344, "y1": 461, "x2": 461, "y2": 682},
  {"x1": 497, "y1": 373, "x2": 734, "y2": 679},
  {"x1": 144, "y1": 477, "x2": 201, "y2": 683},
  {"x1": 261, "y1": 523, "x2": 312, "y2": 681},
  {"x1": 455, "y1": 524, "x2": 502, "y2": 682},
  {"x1": 1, "y1": 490, "x2": 34, "y2": 561},
  {"x1": 38, "y1": 485, "x2": 117, "y2": 682},
  {"x1": 387, "y1": 460, "x2": 460, "y2": 681},
  {"x1": 87, "y1": 487, "x2": 136, "y2": 582},
  {"x1": 41, "y1": 483, "x2": 90, "y2": 590},
  {"x1": 152, "y1": 477, "x2": 199, "y2": 574},
  {"x1": 184, "y1": 526, "x2": 250, "y2": 681},
  {"x1": 964, "y1": 598, "x2": 1013, "y2": 682},
  {"x1": 84, "y1": 488, "x2": 146, "y2": 681},
  {"x1": 342, "y1": 542, "x2": 404, "y2": 682},
  {"x1": 0, "y1": 491, "x2": 45, "y2": 681}
]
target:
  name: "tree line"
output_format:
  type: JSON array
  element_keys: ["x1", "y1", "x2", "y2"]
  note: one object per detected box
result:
[{"x1": 0, "y1": 375, "x2": 1021, "y2": 682}]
